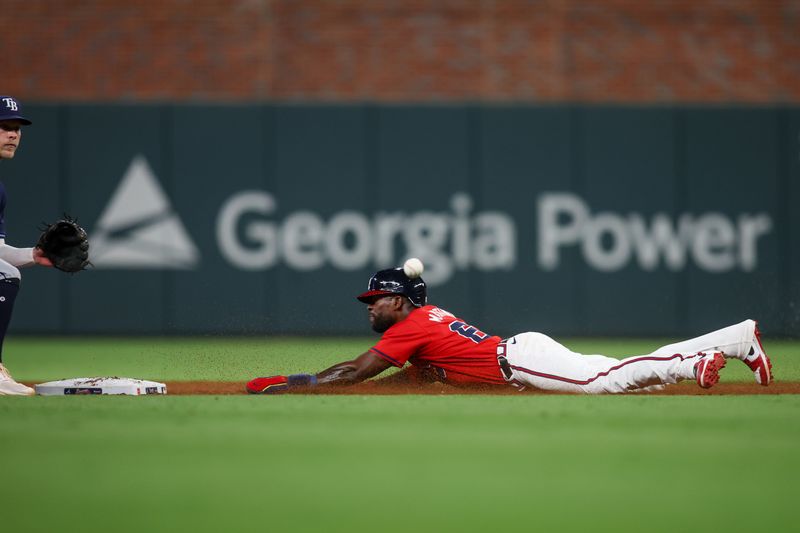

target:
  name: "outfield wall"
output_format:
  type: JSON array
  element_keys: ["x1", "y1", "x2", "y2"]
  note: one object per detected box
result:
[{"x1": 3, "y1": 104, "x2": 798, "y2": 337}]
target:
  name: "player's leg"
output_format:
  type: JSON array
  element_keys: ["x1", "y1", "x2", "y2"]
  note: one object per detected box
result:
[
  {"x1": 502, "y1": 332, "x2": 719, "y2": 394},
  {"x1": 0, "y1": 276, "x2": 33, "y2": 396},
  {"x1": 648, "y1": 319, "x2": 772, "y2": 386}
]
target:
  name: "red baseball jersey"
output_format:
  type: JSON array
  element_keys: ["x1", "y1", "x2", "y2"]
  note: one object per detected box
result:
[{"x1": 369, "y1": 305, "x2": 505, "y2": 386}]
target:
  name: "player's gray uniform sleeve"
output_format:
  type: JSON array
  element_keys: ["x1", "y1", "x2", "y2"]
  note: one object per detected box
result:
[{"x1": 0, "y1": 239, "x2": 34, "y2": 278}]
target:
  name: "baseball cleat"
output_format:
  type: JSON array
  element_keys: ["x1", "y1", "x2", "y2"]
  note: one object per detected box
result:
[
  {"x1": 743, "y1": 322, "x2": 772, "y2": 386},
  {"x1": 694, "y1": 352, "x2": 726, "y2": 389},
  {"x1": 0, "y1": 363, "x2": 35, "y2": 396}
]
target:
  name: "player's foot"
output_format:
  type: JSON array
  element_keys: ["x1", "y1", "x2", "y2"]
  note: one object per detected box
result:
[
  {"x1": 743, "y1": 321, "x2": 772, "y2": 386},
  {"x1": 0, "y1": 363, "x2": 35, "y2": 396},
  {"x1": 694, "y1": 352, "x2": 726, "y2": 389}
]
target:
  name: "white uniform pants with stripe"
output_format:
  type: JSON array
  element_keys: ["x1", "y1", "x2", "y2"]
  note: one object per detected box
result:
[{"x1": 503, "y1": 320, "x2": 755, "y2": 394}]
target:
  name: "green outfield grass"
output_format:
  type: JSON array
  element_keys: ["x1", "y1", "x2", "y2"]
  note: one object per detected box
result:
[{"x1": 1, "y1": 337, "x2": 799, "y2": 533}]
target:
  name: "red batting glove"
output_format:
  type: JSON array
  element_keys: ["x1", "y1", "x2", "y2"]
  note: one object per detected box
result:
[{"x1": 246, "y1": 375, "x2": 289, "y2": 394}]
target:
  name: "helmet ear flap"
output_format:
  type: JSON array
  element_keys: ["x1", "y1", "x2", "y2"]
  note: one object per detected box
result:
[{"x1": 408, "y1": 278, "x2": 427, "y2": 307}]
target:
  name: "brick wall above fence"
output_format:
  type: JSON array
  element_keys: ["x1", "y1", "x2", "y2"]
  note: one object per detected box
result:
[{"x1": 5, "y1": 0, "x2": 800, "y2": 103}]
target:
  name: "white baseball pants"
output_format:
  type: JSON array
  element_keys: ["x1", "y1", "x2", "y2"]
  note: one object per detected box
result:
[{"x1": 502, "y1": 320, "x2": 756, "y2": 394}]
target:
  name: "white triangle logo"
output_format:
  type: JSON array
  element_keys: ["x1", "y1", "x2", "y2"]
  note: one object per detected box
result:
[{"x1": 90, "y1": 155, "x2": 200, "y2": 269}]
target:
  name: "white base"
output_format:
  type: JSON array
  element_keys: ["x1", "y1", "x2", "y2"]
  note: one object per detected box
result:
[{"x1": 35, "y1": 377, "x2": 167, "y2": 396}]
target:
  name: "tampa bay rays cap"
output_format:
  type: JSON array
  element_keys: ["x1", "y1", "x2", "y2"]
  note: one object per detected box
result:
[{"x1": 0, "y1": 96, "x2": 32, "y2": 125}]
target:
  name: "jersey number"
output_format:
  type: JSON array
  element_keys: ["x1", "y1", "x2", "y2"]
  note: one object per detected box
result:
[{"x1": 449, "y1": 321, "x2": 489, "y2": 344}]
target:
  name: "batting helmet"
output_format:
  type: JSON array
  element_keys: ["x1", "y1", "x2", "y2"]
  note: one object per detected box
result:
[{"x1": 356, "y1": 268, "x2": 427, "y2": 307}]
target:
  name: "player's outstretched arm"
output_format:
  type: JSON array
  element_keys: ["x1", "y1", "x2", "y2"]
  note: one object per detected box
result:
[
  {"x1": 316, "y1": 351, "x2": 392, "y2": 386},
  {"x1": 245, "y1": 351, "x2": 393, "y2": 394}
]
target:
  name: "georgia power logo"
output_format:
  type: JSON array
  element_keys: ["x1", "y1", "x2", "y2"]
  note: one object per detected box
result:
[
  {"x1": 90, "y1": 156, "x2": 200, "y2": 269},
  {"x1": 90, "y1": 155, "x2": 773, "y2": 282}
]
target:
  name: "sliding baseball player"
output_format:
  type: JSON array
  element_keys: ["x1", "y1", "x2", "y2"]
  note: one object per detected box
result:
[{"x1": 247, "y1": 259, "x2": 772, "y2": 394}]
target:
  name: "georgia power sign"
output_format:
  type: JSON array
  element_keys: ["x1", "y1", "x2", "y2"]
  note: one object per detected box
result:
[{"x1": 90, "y1": 156, "x2": 773, "y2": 285}]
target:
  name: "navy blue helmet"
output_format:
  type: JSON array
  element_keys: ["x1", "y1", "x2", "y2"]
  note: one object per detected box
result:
[{"x1": 356, "y1": 267, "x2": 427, "y2": 307}]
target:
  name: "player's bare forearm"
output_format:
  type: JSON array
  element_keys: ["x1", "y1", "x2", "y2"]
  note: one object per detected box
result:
[
  {"x1": 316, "y1": 364, "x2": 361, "y2": 385},
  {"x1": 316, "y1": 351, "x2": 392, "y2": 387},
  {"x1": 247, "y1": 351, "x2": 393, "y2": 394}
]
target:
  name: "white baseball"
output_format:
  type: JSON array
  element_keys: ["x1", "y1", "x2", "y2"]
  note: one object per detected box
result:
[{"x1": 403, "y1": 257, "x2": 424, "y2": 279}]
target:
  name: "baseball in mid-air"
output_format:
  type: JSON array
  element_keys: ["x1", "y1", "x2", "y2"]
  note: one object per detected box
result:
[{"x1": 403, "y1": 257, "x2": 424, "y2": 279}]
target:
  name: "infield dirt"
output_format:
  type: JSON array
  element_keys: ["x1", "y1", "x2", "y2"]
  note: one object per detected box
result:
[{"x1": 163, "y1": 381, "x2": 800, "y2": 395}]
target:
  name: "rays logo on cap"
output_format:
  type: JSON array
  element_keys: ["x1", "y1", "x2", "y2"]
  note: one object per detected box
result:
[
  {"x1": 2, "y1": 98, "x2": 18, "y2": 111},
  {"x1": 0, "y1": 96, "x2": 32, "y2": 125}
]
